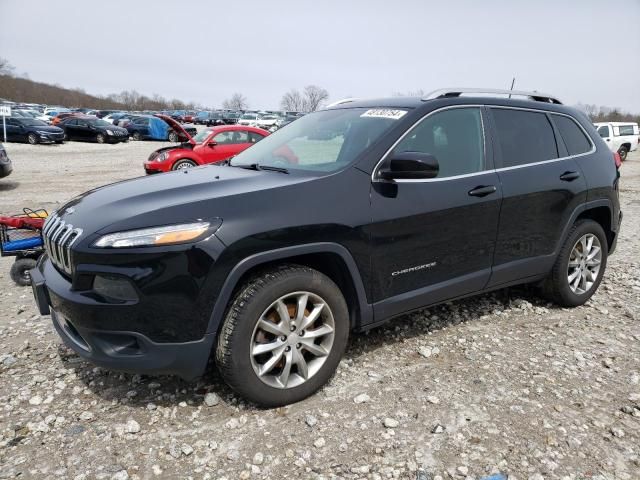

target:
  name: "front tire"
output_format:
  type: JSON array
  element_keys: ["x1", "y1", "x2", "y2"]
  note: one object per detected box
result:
[
  {"x1": 27, "y1": 133, "x2": 38, "y2": 145},
  {"x1": 168, "y1": 131, "x2": 179, "y2": 142},
  {"x1": 216, "y1": 265, "x2": 349, "y2": 407},
  {"x1": 10, "y1": 258, "x2": 37, "y2": 286},
  {"x1": 542, "y1": 219, "x2": 608, "y2": 307},
  {"x1": 618, "y1": 146, "x2": 628, "y2": 162},
  {"x1": 96, "y1": 133, "x2": 105, "y2": 144},
  {"x1": 172, "y1": 159, "x2": 197, "y2": 170},
  {"x1": 132, "y1": 132, "x2": 142, "y2": 141}
]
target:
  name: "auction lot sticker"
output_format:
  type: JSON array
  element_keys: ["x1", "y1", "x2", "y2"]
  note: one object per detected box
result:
[{"x1": 361, "y1": 109, "x2": 407, "y2": 120}]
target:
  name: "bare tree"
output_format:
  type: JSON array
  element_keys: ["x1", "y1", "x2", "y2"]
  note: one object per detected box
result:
[
  {"x1": 303, "y1": 85, "x2": 329, "y2": 112},
  {"x1": 222, "y1": 93, "x2": 248, "y2": 111},
  {"x1": 0, "y1": 57, "x2": 15, "y2": 76},
  {"x1": 280, "y1": 89, "x2": 305, "y2": 112}
]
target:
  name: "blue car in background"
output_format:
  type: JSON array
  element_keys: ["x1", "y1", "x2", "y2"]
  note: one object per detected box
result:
[{"x1": 125, "y1": 115, "x2": 197, "y2": 142}]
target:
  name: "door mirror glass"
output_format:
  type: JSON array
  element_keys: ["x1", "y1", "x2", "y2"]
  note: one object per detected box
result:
[{"x1": 378, "y1": 152, "x2": 439, "y2": 180}]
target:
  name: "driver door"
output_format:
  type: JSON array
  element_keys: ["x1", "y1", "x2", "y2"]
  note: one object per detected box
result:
[
  {"x1": 369, "y1": 106, "x2": 502, "y2": 319},
  {"x1": 203, "y1": 131, "x2": 238, "y2": 163}
]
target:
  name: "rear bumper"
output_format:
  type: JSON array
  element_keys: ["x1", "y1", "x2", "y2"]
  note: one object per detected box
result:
[{"x1": 0, "y1": 162, "x2": 12, "y2": 178}]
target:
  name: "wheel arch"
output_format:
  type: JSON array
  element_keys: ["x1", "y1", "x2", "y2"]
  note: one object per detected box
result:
[
  {"x1": 575, "y1": 204, "x2": 615, "y2": 251},
  {"x1": 619, "y1": 142, "x2": 631, "y2": 151},
  {"x1": 206, "y1": 243, "x2": 373, "y2": 337}
]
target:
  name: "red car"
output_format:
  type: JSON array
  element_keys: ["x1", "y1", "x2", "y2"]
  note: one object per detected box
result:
[{"x1": 144, "y1": 125, "x2": 269, "y2": 173}]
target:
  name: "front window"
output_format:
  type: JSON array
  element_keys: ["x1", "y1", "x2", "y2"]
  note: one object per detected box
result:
[
  {"x1": 597, "y1": 126, "x2": 610, "y2": 138},
  {"x1": 241, "y1": 114, "x2": 257, "y2": 120},
  {"x1": 231, "y1": 107, "x2": 406, "y2": 172}
]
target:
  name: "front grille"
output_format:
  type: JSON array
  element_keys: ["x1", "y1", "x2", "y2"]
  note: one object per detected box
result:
[{"x1": 42, "y1": 213, "x2": 83, "y2": 275}]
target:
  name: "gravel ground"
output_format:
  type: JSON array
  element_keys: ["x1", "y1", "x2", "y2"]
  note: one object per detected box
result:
[{"x1": 0, "y1": 141, "x2": 639, "y2": 480}]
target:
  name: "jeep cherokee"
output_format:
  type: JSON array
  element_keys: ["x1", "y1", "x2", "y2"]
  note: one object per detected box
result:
[{"x1": 31, "y1": 88, "x2": 622, "y2": 406}]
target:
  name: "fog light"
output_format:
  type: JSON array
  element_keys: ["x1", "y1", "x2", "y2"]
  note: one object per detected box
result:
[{"x1": 93, "y1": 274, "x2": 138, "y2": 302}]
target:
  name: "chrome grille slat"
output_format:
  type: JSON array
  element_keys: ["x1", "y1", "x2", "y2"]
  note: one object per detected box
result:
[{"x1": 42, "y1": 213, "x2": 82, "y2": 276}]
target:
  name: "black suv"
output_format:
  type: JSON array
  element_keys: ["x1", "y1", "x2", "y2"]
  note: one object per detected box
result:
[{"x1": 31, "y1": 88, "x2": 622, "y2": 406}]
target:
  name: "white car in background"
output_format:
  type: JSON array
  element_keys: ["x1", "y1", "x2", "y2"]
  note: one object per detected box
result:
[
  {"x1": 237, "y1": 113, "x2": 259, "y2": 127},
  {"x1": 594, "y1": 122, "x2": 639, "y2": 161},
  {"x1": 256, "y1": 114, "x2": 281, "y2": 132}
]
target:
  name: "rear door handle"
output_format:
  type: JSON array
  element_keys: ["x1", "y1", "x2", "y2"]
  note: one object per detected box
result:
[
  {"x1": 468, "y1": 185, "x2": 497, "y2": 197},
  {"x1": 560, "y1": 171, "x2": 581, "y2": 181}
]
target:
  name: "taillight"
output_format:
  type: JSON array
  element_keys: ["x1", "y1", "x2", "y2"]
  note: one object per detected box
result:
[{"x1": 613, "y1": 152, "x2": 622, "y2": 169}]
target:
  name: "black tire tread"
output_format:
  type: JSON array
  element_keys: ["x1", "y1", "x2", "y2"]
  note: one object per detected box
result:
[
  {"x1": 542, "y1": 219, "x2": 607, "y2": 307},
  {"x1": 216, "y1": 264, "x2": 346, "y2": 406}
]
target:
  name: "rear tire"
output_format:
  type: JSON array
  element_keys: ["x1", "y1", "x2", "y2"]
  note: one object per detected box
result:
[
  {"x1": 10, "y1": 258, "x2": 37, "y2": 287},
  {"x1": 542, "y1": 219, "x2": 608, "y2": 307},
  {"x1": 618, "y1": 146, "x2": 628, "y2": 162},
  {"x1": 27, "y1": 133, "x2": 38, "y2": 145},
  {"x1": 216, "y1": 264, "x2": 349, "y2": 407}
]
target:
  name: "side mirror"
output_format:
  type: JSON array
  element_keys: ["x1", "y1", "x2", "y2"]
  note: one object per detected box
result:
[{"x1": 378, "y1": 152, "x2": 439, "y2": 180}]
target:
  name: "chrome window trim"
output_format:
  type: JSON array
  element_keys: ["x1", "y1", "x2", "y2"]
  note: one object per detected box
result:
[
  {"x1": 371, "y1": 105, "x2": 487, "y2": 183},
  {"x1": 372, "y1": 105, "x2": 597, "y2": 183}
]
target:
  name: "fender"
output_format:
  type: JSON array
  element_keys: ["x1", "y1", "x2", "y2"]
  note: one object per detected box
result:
[
  {"x1": 205, "y1": 242, "x2": 373, "y2": 335},
  {"x1": 558, "y1": 198, "x2": 616, "y2": 248}
]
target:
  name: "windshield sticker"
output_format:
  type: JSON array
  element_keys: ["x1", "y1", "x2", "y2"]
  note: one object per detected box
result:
[{"x1": 360, "y1": 109, "x2": 407, "y2": 120}]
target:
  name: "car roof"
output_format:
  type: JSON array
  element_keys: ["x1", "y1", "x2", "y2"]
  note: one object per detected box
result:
[{"x1": 593, "y1": 121, "x2": 638, "y2": 126}]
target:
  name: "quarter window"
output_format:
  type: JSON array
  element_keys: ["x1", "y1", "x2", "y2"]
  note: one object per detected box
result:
[
  {"x1": 391, "y1": 107, "x2": 485, "y2": 178},
  {"x1": 552, "y1": 115, "x2": 592, "y2": 156},
  {"x1": 492, "y1": 108, "x2": 558, "y2": 167}
]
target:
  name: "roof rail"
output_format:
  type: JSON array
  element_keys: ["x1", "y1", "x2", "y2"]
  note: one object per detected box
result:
[
  {"x1": 423, "y1": 88, "x2": 562, "y2": 105},
  {"x1": 323, "y1": 98, "x2": 359, "y2": 109}
]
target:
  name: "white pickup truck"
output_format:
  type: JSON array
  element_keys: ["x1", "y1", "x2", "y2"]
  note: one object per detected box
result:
[{"x1": 593, "y1": 122, "x2": 639, "y2": 161}]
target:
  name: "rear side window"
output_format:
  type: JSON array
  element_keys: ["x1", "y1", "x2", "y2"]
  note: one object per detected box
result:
[
  {"x1": 552, "y1": 115, "x2": 592, "y2": 156},
  {"x1": 392, "y1": 107, "x2": 485, "y2": 178},
  {"x1": 492, "y1": 108, "x2": 558, "y2": 167},
  {"x1": 618, "y1": 125, "x2": 636, "y2": 136},
  {"x1": 248, "y1": 131, "x2": 265, "y2": 143}
]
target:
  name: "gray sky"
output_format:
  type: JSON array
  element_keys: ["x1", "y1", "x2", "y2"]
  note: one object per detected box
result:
[{"x1": 1, "y1": 0, "x2": 639, "y2": 111}]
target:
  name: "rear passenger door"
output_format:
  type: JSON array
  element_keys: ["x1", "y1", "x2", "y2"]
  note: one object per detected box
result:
[{"x1": 487, "y1": 107, "x2": 588, "y2": 287}]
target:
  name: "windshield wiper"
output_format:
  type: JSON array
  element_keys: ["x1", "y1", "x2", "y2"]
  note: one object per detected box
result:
[{"x1": 233, "y1": 163, "x2": 289, "y2": 174}]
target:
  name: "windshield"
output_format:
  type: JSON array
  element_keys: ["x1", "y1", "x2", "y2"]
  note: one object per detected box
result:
[
  {"x1": 192, "y1": 129, "x2": 212, "y2": 143},
  {"x1": 241, "y1": 114, "x2": 257, "y2": 119},
  {"x1": 230, "y1": 107, "x2": 407, "y2": 172}
]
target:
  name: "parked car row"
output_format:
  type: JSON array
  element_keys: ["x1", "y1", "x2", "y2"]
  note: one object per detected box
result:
[{"x1": 0, "y1": 113, "x2": 195, "y2": 145}]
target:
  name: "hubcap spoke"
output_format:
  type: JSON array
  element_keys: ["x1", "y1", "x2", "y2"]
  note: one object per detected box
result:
[
  {"x1": 299, "y1": 338, "x2": 329, "y2": 357},
  {"x1": 259, "y1": 346, "x2": 286, "y2": 376},
  {"x1": 277, "y1": 349, "x2": 293, "y2": 387},
  {"x1": 252, "y1": 339, "x2": 285, "y2": 356},
  {"x1": 294, "y1": 293, "x2": 309, "y2": 326},
  {"x1": 293, "y1": 348, "x2": 309, "y2": 380},
  {"x1": 257, "y1": 318, "x2": 288, "y2": 337},
  {"x1": 299, "y1": 303, "x2": 325, "y2": 331},
  {"x1": 275, "y1": 300, "x2": 292, "y2": 328},
  {"x1": 303, "y1": 323, "x2": 334, "y2": 339}
]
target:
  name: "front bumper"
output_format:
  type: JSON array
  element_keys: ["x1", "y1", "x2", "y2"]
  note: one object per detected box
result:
[
  {"x1": 38, "y1": 132, "x2": 65, "y2": 143},
  {"x1": 30, "y1": 252, "x2": 218, "y2": 380}
]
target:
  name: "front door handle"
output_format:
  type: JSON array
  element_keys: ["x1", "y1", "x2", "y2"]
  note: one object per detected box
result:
[
  {"x1": 468, "y1": 185, "x2": 497, "y2": 197},
  {"x1": 560, "y1": 171, "x2": 581, "y2": 182}
]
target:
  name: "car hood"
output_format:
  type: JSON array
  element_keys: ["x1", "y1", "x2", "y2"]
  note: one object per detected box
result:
[
  {"x1": 53, "y1": 165, "x2": 312, "y2": 242},
  {"x1": 155, "y1": 114, "x2": 195, "y2": 145}
]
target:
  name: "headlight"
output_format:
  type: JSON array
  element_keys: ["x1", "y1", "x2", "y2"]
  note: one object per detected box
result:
[
  {"x1": 93, "y1": 222, "x2": 212, "y2": 248},
  {"x1": 106, "y1": 129, "x2": 114, "y2": 135},
  {"x1": 157, "y1": 152, "x2": 169, "y2": 161}
]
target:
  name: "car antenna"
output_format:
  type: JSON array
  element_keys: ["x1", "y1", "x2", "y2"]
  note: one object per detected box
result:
[{"x1": 508, "y1": 77, "x2": 516, "y2": 98}]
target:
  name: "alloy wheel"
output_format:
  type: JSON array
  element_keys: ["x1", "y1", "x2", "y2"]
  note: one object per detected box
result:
[
  {"x1": 567, "y1": 233, "x2": 602, "y2": 295},
  {"x1": 250, "y1": 291, "x2": 335, "y2": 389}
]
